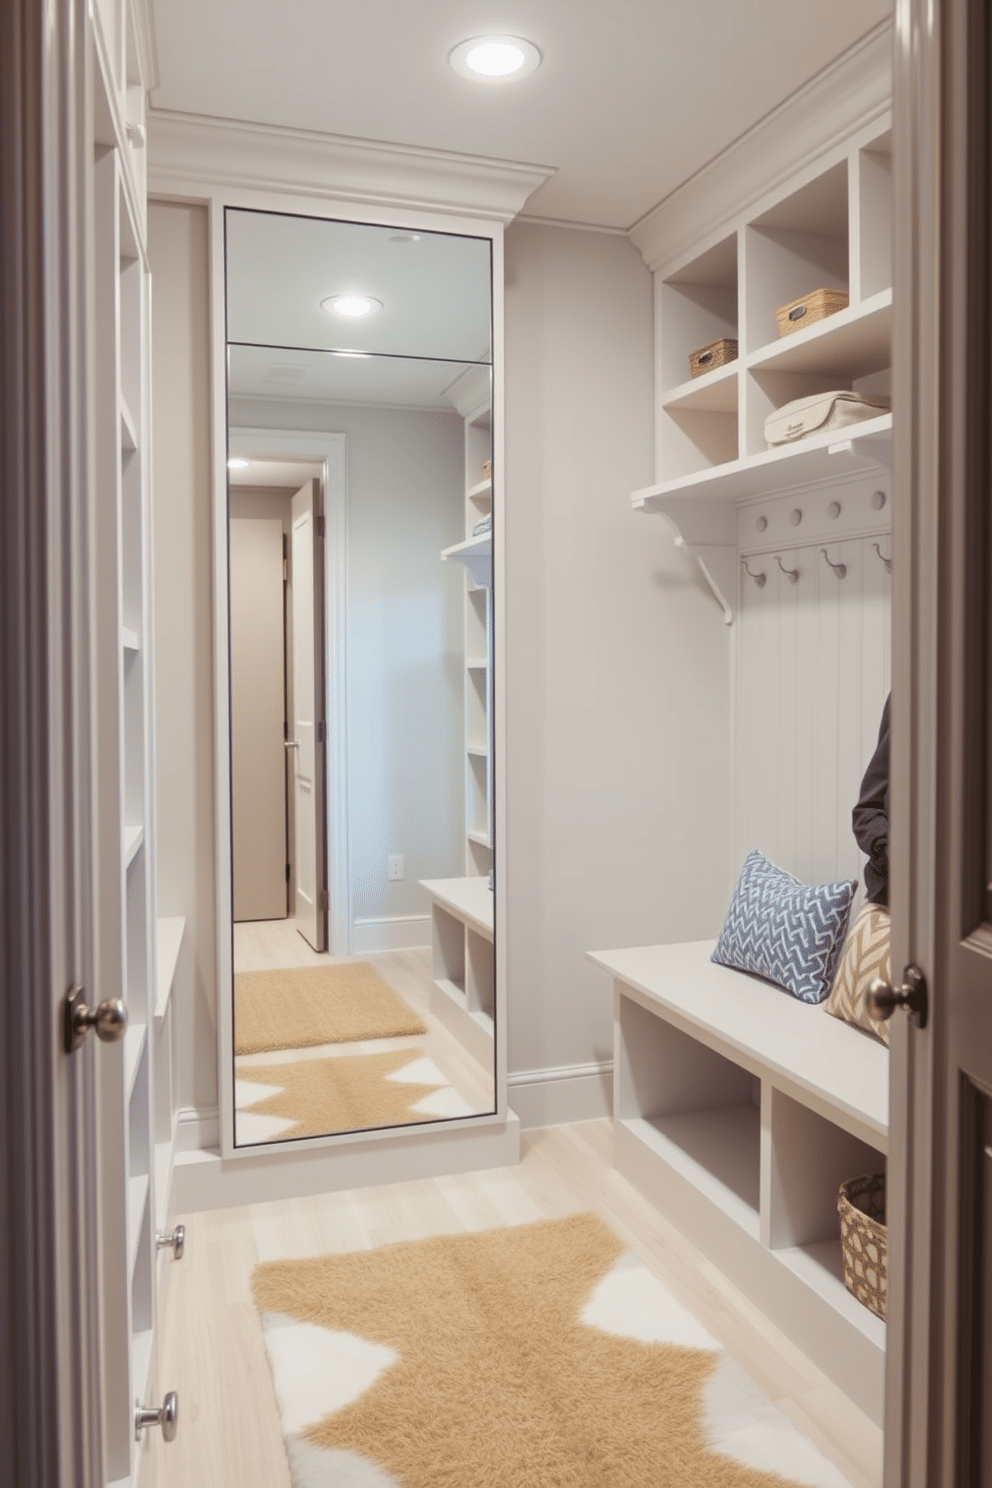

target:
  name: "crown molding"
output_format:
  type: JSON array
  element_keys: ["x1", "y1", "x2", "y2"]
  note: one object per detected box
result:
[
  {"x1": 131, "y1": 0, "x2": 160, "y2": 91},
  {"x1": 630, "y1": 19, "x2": 892, "y2": 273},
  {"x1": 146, "y1": 108, "x2": 554, "y2": 224}
]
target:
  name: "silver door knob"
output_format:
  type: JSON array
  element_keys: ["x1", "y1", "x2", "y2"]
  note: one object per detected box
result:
[
  {"x1": 64, "y1": 986, "x2": 128, "y2": 1054},
  {"x1": 157, "y1": 1224, "x2": 185, "y2": 1260},
  {"x1": 135, "y1": 1390, "x2": 179, "y2": 1443},
  {"x1": 284, "y1": 739, "x2": 300, "y2": 749},
  {"x1": 867, "y1": 963, "x2": 929, "y2": 1029}
]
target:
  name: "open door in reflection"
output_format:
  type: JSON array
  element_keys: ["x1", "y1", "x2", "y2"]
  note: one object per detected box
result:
[{"x1": 224, "y1": 208, "x2": 497, "y2": 1148}]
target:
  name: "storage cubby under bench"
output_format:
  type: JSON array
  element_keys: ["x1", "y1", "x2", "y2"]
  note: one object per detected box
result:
[{"x1": 587, "y1": 939, "x2": 888, "y2": 1425}]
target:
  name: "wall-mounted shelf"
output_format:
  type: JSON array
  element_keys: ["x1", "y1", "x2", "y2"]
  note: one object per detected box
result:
[
  {"x1": 642, "y1": 119, "x2": 893, "y2": 623},
  {"x1": 442, "y1": 530, "x2": 492, "y2": 590}
]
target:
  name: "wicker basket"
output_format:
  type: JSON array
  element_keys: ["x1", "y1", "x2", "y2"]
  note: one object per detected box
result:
[
  {"x1": 838, "y1": 1173, "x2": 887, "y2": 1319},
  {"x1": 688, "y1": 338, "x2": 738, "y2": 379},
  {"x1": 776, "y1": 287, "x2": 849, "y2": 337}
]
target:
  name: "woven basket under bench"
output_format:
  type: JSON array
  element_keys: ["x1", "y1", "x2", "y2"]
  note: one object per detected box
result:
[{"x1": 838, "y1": 1173, "x2": 887, "y2": 1319}]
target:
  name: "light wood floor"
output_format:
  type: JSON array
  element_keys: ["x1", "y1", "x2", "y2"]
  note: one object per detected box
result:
[
  {"x1": 232, "y1": 920, "x2": 496, "y2": 1139},
  {"x1": 153, "y1": 1119, "x2": 883, "y2": 1488}
]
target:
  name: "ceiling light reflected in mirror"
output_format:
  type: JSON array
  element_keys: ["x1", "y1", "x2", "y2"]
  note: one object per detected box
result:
[{"x1": 448, "y1": 35, "x2": 541, "y2": 84}]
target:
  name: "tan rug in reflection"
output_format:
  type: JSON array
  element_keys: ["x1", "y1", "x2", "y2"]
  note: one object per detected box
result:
[
  {"x1": 251, "y1": 1212, "x2": 851, "y2": 1488},
  {"x1": 235, "y1": 1049, "x2": 472, "y2": 1141},
  {"x1": 234, "y1": 963, "x2": 427, "y2": 1055}
]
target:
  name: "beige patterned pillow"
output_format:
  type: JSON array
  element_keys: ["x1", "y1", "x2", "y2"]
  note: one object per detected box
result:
[{"x1": 823, "y1": 902, "x2": 892, "y2": 1045}]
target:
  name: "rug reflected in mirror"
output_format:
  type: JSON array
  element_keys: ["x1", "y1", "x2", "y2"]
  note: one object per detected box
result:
[
  {"x1": 234, "y1": 1050, "x2": 476, "y2": 1144},
  {"x1": 251, "y1": 1212, "x2": 852, "y2": 1488},
  {"x1": 234, "y1": 963, "x2": 428, "y2": 1055}
]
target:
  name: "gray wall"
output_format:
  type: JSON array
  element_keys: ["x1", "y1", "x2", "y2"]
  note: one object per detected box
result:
[
  {"x1": 502, "y1": 222, "x2": 732, "y2": 1086},
  {"x1": 148, "y1": 204, "x2": 734, "y2": 1128},
  {"x1": 148, "y1": 200, "x2": 218, "y2": 1118}
]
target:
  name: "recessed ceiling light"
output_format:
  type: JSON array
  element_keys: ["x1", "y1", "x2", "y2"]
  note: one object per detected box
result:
[
  {"x1": 449, "y1": 35, "x2": 541, "y2": 84},
  {"x1": 388, "y1": 232, "x2": 421, "y2": 244},
  {"x1": 321, "y1": 293, "x2": 383, "y2": 319},
  {"x1": 227, "y1": 457, "x2": 250, "y2": 469}
]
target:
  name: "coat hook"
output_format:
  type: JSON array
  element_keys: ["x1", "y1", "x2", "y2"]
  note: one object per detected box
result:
[
  {"x1": 820, "y1": 548, "x2": 847, "y2": 579},
  {"x1": 740, "y1": 557, "x2": 766, "y2": 588},
  {"x1": 775, "y1": 555, "x2": 799, "y2": 584},
  {"x1": 872, "y1": 542, "x2": 892, "y2": 574}
]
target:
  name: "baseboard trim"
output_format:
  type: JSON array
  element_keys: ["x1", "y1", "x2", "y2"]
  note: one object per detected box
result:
[
  {"x1": 171, "y1": 1111, "x2": 521, "y2": 1215},
  {"x1": 350, "y1": 914, "x2": 430, "y2": 954},
  {"x1": 177, "y1": 1104, "x2": 220, "y2": 1152},
  {"x1": 507, "y1": 1061, "x2": 613, "y2": 1129}
]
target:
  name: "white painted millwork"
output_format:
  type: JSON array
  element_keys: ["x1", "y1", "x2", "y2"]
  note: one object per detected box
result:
[
  {"x1": 591, "y1": 941, "x2": 888, "y2": 1425},
  {"x1": 89, "y1": 4, "x2": 185, "y2": 1482}
]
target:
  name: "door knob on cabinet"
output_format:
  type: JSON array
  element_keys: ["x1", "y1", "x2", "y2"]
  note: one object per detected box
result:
[
  {"x1": 157, "y1": 1224, "x2": 186, "y2": 1261},
  {"x1": 135, "y1": 1390, "x2": 179, "y2": 1443},
  {"x1": 284, "y1": 739, "x2": 300, "y2": 749},
  {"x1": 64, "y1": 986, "x2": 128, "y2": 1054},
  {"x1": 866, "y1": 964, "x2": 928, "y2": 1029}
]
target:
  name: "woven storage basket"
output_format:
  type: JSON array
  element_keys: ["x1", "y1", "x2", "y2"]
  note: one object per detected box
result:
[
  {"x1": 688, "y1": 338, "x2": 738, "y2": 378},
  {"x1": 776, "y1": 287, "x2": 849, "y2": 337},
  {"x1": 838, "y1": 1173, "x2": 887, "y2": 1319}
]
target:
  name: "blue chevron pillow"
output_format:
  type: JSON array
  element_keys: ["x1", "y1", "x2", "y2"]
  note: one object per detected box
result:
[{"x1": 712, "y1": 850, "x2": 856, "y2": 1005}]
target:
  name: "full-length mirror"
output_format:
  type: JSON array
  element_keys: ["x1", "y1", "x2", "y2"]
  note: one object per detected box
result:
[{"x1": 224, "y1": 209, "x2": 496, "y2": 1147}]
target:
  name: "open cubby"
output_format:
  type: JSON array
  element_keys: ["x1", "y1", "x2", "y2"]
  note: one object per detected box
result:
[
  {"x1": 659, "y1": 234, "x2": 738, "y2": 394},
  {"x1": 744, "y1": 161, "x2": 849, "y2": 353},
  {"x1": 658, "y1": 405, "x2": 739, "y2": 478},
  {"x1": 421, "y1": 878, "x2": 495, "y2": 1066},
  {"x1": 857, "y1": 132, "x2": 893, "y2": 303}
]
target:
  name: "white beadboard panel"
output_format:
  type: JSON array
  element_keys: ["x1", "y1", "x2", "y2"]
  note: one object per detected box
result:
[{"x1": 733, "y1": 498, "x2": 890, "y2": 895}]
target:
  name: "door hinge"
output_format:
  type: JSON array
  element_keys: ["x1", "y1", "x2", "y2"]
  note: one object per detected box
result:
[
  {"x1": 315, "y1": 515, "x2": 325, "y2": 539},
  {"x1": 319, "y1": 889, "x2": 329, "y2": 912}
]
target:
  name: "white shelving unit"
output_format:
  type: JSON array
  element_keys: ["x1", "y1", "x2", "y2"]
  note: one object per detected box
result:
[
  {"x1": 420, "y1": 877, "x2": 495, "y2": 1065},
  {"x1": 441, "y1": 380, "x2": 494, "y2": 879},
  {"x1": 590, "y1": 942, "x2": 888, "y2": 1425},
  {"x1": 90, "y1": 1, "x2": 182, "y2": 1479},
  {"x1": 640, "y1": 118, "x2": 893, "y2": 622}
]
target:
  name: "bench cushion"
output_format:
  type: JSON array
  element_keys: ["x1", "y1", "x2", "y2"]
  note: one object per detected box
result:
[{"x1": 711, "y1": 849, "x2": 856, "y2": 1004}]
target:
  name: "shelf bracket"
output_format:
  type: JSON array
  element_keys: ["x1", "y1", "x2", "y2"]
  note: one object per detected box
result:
[{"x1": 644, "y1": 494, "x2": 738, "y2": 625}]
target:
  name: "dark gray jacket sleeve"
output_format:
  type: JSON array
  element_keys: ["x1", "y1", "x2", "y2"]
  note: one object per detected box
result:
[{"x1": 852, "y1": 694, "x2": 891, "y2": 905}]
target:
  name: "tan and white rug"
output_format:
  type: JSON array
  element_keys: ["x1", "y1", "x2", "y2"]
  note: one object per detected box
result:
[
  {"x1": 251, "y1": 1212, "x2": 851, "y2": 1487},
  {"x1": 234, "y1": 963, "x2": 428, "y2": 1055},
  {"x1": 235, "y1": 1051, "x2": 476, "y2": 1143}
]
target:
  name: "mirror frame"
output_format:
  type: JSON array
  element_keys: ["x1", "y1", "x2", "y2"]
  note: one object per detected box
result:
[{"x1": 205, "y1": 189, "x2": 508, "y2": 1161}]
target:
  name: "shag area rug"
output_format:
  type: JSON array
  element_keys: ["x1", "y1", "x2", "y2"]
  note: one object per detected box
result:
[
  {"x1": 235, "y1": 1051, "x2": 476, "y2": 1143},
  {"x1": 234, "y1": 963, "x2": 427, "y2": 1055},
  {"x1": 252, "y1": 1211, "x2": 851, "y2": 1488}
]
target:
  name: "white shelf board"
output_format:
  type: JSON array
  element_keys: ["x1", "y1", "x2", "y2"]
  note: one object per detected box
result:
[
  {"x1": 633, "y1": 413, "x2": 892, "y2": 509},
  {"x1": 119, "y1": 396, "x2": 139, "y2": 452},
  {"x1": 121, "y1": 626, "x2": 140, "y2": 652},
  {"x1": 421, "y1": 876, "x2": 494, "y2": 939},
  {"x1": 467, "y1": 477, "x2": 492, "y2": 505},
  {"x1": 154, "y1": 1137, "x2": 174, "y2": 1225},
  {"x1": 465, "y1": 828, "x2": 492, "y2": 850},
  {"x1": 127, "y1": 1172, "x2": 149, "y2": 1278},
  {"x1": 155, "y1": 915, "x2": 185, "y2": 1021},
  {"x1": 777, "y1": 1238, "x2": 887, "y2": 1349},
  {"x1": 466, "y1": 658, "x2": 488, "y2": 671},
  {"x1": 592, "y1": 941, "x2": 889, "y2": 1150},
  {"x1": 623, "y1": 1106, "x2": 761, "y2": 1239},
  {"x1": 433, "y1": 976, "x2": 468, "y2": 1009},
  {"x1": 466, "y1": 744, "x2": 488, "y2": 759},
  {"x1": 662, "y1": 358, "x2": 738, "y2": 413},
  {"x1": 123, "y1": 822, "x2": 144, "y2": 869},
  {"x1": 442, "y1": 531, "x2": 492, "y2": 588},
  {"x1": 747, "y1": 292, "x2": 892, "y2": 380},
  {"x1": 123, "y1": 1021, "x2": 147, "y2": 1102}
]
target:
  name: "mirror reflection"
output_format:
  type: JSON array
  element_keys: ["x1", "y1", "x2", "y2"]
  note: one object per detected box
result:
[{"x1": 225, "y1": 209, "x2": 496, "y2": 1146}]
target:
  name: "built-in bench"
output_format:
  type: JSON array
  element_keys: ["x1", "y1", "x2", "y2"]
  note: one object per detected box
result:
[
  {"x1": 420, "y1": 877, "x2": 494, "y2": 1066},
  {"x1": 587, "y1": 938, "x2": 889, "y2": 1427}
]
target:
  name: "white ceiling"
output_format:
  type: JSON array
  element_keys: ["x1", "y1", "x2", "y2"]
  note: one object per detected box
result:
[{"x1": 149, "y1": 0, "x2": 891, "y2": 230}]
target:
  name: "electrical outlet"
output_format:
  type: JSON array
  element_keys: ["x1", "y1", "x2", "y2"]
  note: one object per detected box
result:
[{"x1": 387, "y1": 854, "x2": 404, "y2": 881}]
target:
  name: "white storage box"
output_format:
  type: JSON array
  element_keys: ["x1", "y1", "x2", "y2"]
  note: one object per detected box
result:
[{"x1": 765, "y1": 390, "x2": 890, "y2": 447}]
